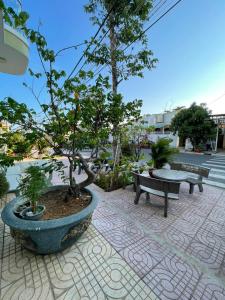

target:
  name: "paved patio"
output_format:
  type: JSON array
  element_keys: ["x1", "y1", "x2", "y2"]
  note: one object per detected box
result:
[{"x1": 1, "y1": 170, "x2": 225, "y2": 299}]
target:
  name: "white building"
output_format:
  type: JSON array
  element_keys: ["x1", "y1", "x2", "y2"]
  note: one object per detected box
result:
[{"x1": 141, "y1": 109, "x2": 181, "y2": 148}]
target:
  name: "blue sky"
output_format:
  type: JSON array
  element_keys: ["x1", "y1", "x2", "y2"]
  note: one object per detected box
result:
[{"x1": 1, "y1": 0, "x2": 225, "y2": 115}]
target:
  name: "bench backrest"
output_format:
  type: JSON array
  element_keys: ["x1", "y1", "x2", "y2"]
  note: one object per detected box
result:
[
  {"x1": 170, "y1": 162, "x2": 210, "y2": 178},
  {"x1": 132, "y1": 172, "x2": 180, "y2": 195}
]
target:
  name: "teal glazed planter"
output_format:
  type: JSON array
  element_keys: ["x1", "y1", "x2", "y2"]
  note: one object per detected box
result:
[{"x1": 1, "y1": 185, "x2": 98, "y2": 254}]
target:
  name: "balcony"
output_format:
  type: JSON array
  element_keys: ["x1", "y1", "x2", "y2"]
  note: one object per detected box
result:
[{"x1": 0, "y1": 5, "x2": 29, "y2": 75}]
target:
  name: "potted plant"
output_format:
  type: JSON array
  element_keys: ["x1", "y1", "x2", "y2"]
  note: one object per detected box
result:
[
  {"x1": 18, "y1": 166, "x2": 48, "y2": 220},
  {"x1": 0, "y1": 5, "x2": 113, "y2": 254},
  {"x1": 0, "y1": 2, "x2": 146, "y2": 253},
  {"x1": 149, "y1": 138, "x2": 178, "y2": 175}
]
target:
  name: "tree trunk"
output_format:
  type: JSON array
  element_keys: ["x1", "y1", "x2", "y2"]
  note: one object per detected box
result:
[
  {"x1": 108, "y1": 14, "x2": 121, "y2": 164},
  {"x1": 58, "y1": 153, "x2": 95, "y2": 199},
  {"x1": 109, "y1": 16, "x2": 118, "y2": 95}
]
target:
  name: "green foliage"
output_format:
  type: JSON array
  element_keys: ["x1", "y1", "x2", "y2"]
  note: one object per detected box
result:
[
  {"x1": 18, "y1": 166, "x2": 48, "y2": 213},
  {"x1": 1, "y1": 132, "x2": 32, "y2": 156},
  {"x1": 99, "y1": 151, "x2": 111, "y2": 161},
  {"x1": 85, "y1": 0, "x2": 156, "y2": 166},
  {"x1": 0, "y1": 0, "x2": 29, "y2": 28},
  {"x1": 0, "y1": 171, "x2": 9, "y2": 199},
  {"x1": 121, "y1": 143, "x2": 135, "y2": 157},
  {"x1": 121, "y1": 121, "x2": 151, "y2": 161},
  {"x1": 35, "y1": 138, "x2": 49, "y2": 155},
  {"x1": 95, "y1": 157, "x2": 148, "y2": 191},
  {"x1": 84, "y1": 0, "x2": 158, "y2": 85},
  {"x1": 0, "y1": 1, "x2": 145, "y2": 196},
  {"x1": 151, "y1": 138, "x2": 178, "y2": 169},
  {"x1": 170, "y1": 103, "x2": 217, "y2": 150},
  {"x1": 95, "y1": 172, "x2": 112, "y2": 191},
  {"x1": 95, "y1": 170, "x2": 130, "y2": 191}
]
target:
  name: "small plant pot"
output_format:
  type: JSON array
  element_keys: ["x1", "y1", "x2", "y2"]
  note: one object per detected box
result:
[
  {"x1": 20, "y1": 205, "x2": 45, "y2": 221},
  {"x1": 13, "y1": 201, "x2": 31, "y2": 217}
]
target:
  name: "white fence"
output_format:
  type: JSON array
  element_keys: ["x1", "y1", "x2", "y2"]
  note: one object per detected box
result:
[{"x1": 148, "y1": 133, "x2": 179, "y2": 148}]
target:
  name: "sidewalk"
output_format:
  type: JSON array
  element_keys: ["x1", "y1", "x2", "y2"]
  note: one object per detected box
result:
[{"x1": 178, "y1": 148, "x2": 225, "y2": 157}]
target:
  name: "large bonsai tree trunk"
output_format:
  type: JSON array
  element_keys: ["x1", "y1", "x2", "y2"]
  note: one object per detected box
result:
[{"x1": 62, "y1": 152, "x2": 96, "y2": 199}]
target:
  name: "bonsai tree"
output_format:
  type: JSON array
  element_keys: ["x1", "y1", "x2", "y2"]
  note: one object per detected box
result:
[
  {"x1": 150, "y1": 138, "x2": 178, "y2": 169},
  {"x1": 0, "y1": 1, "x2": 145, "y2": 195},
  {"x1": 18, "y1": 166, "x2": 48, "y2": 214},
  {"x1": 0, "y1": 170, "x2": 9, "y2": 199},
  {"x1": 0, "y1": 2, "x2": 109, "y2": 200},
  {"x1": 170, "y1": 103, "x2": 216, "y2": 151}
]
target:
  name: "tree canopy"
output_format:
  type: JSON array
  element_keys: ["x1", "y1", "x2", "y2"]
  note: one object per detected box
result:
[
  {"x1": 170, "y1": 103, "x2": 216, "y2": 150},
  {"x1": 84, "y1": 0, "x2": 158, "y2": 92}
]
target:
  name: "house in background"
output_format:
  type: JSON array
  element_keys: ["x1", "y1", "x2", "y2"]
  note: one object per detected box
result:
[{"x1": 141, "y1": 109, "x2": 182, "y2": 148}]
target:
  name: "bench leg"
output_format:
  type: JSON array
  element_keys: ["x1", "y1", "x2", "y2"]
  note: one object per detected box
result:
[
  {"x1": 134, "y1": 187, "x2": 141, "y2": 205},
  {"x1": 146, "y1": 192, "x2": 150, "y2": 201},
  {"x1": 189, "y1": 183, "x2": 194, "y2": 194},
  {"x1": 164, "y1": 194, "x2": 168, "y2": 218},
  {"x1": 198, "y1": 183, "x2": 203, "y2": 192}
]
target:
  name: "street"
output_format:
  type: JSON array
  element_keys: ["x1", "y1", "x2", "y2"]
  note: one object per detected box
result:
[
  {"x1": 142, "y1": 149, "x2": 225, "y2": 189},
  {"x1": 173, "y1": 153, "x2": 225, "y2": 189}
]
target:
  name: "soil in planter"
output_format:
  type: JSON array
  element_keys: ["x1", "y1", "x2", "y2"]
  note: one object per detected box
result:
[{"x1": 39, "y1": 188, "x2": 92, "y2": 220}]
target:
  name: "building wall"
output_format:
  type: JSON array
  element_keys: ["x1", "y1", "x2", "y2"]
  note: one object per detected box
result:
[
  {"x1": 148, "y1": 133, "x2": 179, "y2": 148},
  {"x1": 141, "y1": 110, "x2": 179, "y2": 147},
  {"x1": 142, "y1": 110, "x2": 178, "y2": 128}
]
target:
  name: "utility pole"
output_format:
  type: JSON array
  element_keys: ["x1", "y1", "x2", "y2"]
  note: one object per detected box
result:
[{"x1": 215, "y1": 121, "x2": 219, "y2": 153}]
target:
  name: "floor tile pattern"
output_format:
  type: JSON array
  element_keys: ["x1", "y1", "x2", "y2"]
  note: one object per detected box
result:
[
  {"x1": 91, "y1": 183, "x2": 225, "y2": 300},
  {"x1": 1, "y1": 173, "x2": 225, "y2": 299}
]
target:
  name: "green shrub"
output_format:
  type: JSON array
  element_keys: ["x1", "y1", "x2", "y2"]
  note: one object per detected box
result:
[
  {"x1": 151, "y1": 138, "x2": 179, "y2": 169},
  {"x1": 18, "y1": 166, "x2": 48, "y2": 213},
  {"x1": 0, "y1": 171, "x2": 9, "y2": 199},
  {"x1": 121, "y1": 143, "x2": 135, "y2": 157},
  {"x1": 95, "y1": 172, "x2": 112, "y2": 191},
  {"x1": 95, "y1": 171, "x2": 130, "y2": 192}
]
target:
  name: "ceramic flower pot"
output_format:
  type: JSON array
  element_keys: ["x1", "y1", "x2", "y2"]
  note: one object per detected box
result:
[
  {"x1": 20, "y1": 205, "x2": 46, "y2": 221},
  {"x1": 13, "y1": 200, "x2": 31, "y2": 217},
  {"x1": 1, "y1": 185, "x2": 98, "y2": 254}
]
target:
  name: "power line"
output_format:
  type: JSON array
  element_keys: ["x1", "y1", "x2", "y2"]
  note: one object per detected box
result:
[
  {"x1": 74, "y1": 27, "x2": 111, "y2": 78},
  {"x1": 123, "y1": 0, "x2": 183, "y2": 52},
  {"x1": 85, "y1": 0, "x2": 169, "y2": 84},
  {"x1": 88, "y1": 0, "x2": 182, "y2": 83},
  {"x1": 65, "y1": 3, "x2": 118, "y2": 82},
  {"x1": 74, "y1": 0, "x2": 152, "y2": 78},
  {"x1": 209, "y1": 92, "x2": 225, "y2": 104}
]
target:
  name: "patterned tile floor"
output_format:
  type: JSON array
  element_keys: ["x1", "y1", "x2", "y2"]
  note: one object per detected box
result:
[{"x1": 1, "y1": 179, "x2": 225, "y2": 299}]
